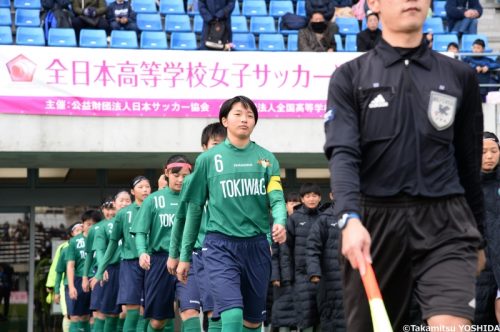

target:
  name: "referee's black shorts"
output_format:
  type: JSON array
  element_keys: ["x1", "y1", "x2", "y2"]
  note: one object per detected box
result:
[{"x1": 341, "y1": 194, "x2": 482, "y2": 332}]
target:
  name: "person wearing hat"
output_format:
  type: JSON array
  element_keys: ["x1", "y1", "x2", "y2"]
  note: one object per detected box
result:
[
  {"x1": 175, "y1": 95, "x2": 287, "y2": 332},
  {"x1": 356, "y1": 10, "x2": 381, "y2": 52}
]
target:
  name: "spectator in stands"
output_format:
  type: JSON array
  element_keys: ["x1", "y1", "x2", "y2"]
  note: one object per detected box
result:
[
  {"x1": 198, "y1": 0, "x2": 235, "y2": 50},
  {"x1": 331, "y1": 0, "x2": 354, "y2": 19},
  {"x1": 41, "y1": 0, "x2": 73, "y2": 34},
  {"x1": 445, "y1": 0, "x2": 482, "y2": 36},
  {"x1": 447, "y1": 41, "x2": 460, "y2": 53},
  {"x1": 425, "y1": 32, "x2": 433, "y2": 49},
  {"x1": 356, "y1": 10, "x2": 381, "y2": 51},
  {"x1": 72, "y1": 0, "x2": 109, "y2": 41},
  {"x1": 305, "y1": 0, "x2": 336, "y2": 21},
  {"x1": 0, "y1": 263, "x2": 13, "y2": 321},
  {"x1": 463, "y1": 39, "x2": 500, "y2": 101},
  {"x1": 106, "y1": 0, "x2": 139, "y2": 33},
  {"x1": 299, "y1": 12, "x2": 338, "y2": 52}
]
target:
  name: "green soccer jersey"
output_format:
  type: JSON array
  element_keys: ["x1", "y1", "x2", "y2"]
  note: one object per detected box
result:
[
  {"x1": 55, "y1": 245, "x2": 69, "y2": 293},
  {"x1": 83, "y1": 222, "x2": 103, "y2": 277},
  {"x1": 67, "y1": 233, "x2": 87, "y2": 277},
  {"x1": 132, "y1": 187, "x2": 180, "y2": 255},
  {"x1": 110, "y1": 203, "x2": 141, "y2": 260},
  {"x1": 195, "y1": 206, "x2": 209, "y2": 249},
  {"x1": 93, "y1": 218, "x2": 122, "y2": 265}
]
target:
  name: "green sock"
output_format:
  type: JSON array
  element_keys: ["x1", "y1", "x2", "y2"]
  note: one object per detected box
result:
[
  {"x1": 123, "y1": 309, "x2": 140, "y2": 332},
  {"x1": 104, "y1": 317, "x2": 118, "y2": 332},
  {"x1": 144, "y1": 318, "x2": 150, "y2": 332},
  {"x1": 221, "y1": 308, "x2": 243, "y2": 332},
  {"x1": 183, "y1": 317, "x2": 201, "y2": 332},
  {"x1": 242, "y1": 325, "x2": 261, "y2": 332},
  {"x1": 94, "y1": 318, "x2": 105, "y2": 332},
  {"x1": 136, "y1": 315, "x2": 146, "y2": 332},
  {"x1": 69, "y1": 322, "x2": 79, "y2": 332},
  {"x1": 147, "y1": 321, "x2": 163, "y2": 332},
  {"x1": 163, "y1": 320, "x2": 174, "y2": 332},
  {"x1": 208, "y1": 318, "x2": 222, "y2": 332},
  {"x1": 79, "y1": 320, "x2": 91, "y2": 332},
  {"x1": 117, "y1": 318, "x2": 125, "y2": 332}
]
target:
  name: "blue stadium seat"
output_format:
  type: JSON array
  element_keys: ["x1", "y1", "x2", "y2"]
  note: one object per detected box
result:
[
  {"x1": 137, "y1": 13, "x2": 163, "y2": 31},
  {"x1": 170, "y1": 31, "x2": 197, "y2": 49},
  {"x1": 461, "y1": 34, "x2": 491, "y2": 52},
  {"x1": 296, "y1": 0, "x2": 305, "y2": 16},
  {"x1": 423, "y1": 17, "x2": 444, "y2": 34},
  {"x1": 132, "y1": 0, "x2": 157, "y2": 14},
  {"x1": 231, "y1": 32, "x2": 256, "y2": 50},
  {"x1": 141, "y1": 31, "x2": 168, "y2": 49},
  {"x1": 232, "y1": 1, "x2": 240, "y2": 15},
  {"x1": 336, "y1": 17, "x2": 359, "y2": 35},
  {"x1": 187, "y1": 0, "x2": 199, "y2": 15},
  {"x1": 15, "y1": 9, "x2": 40, "y2": 26},
  {"x1": 110, "y1": 30, "x2": 138, "y2": 49},
  {"x1": 231, "y1": 15, "x2": 248, "y2": 33},
  {"x1": 258, "y1": 33, "x2": 284, "y2": 51},
  {"x1": 79, "y1": 29, "x2": 107, "y2": 48},
  {"x1": 269, "y1": 0, "x2": 293, "y2": 17},
  {"x1": 242, "y1": 0, "x2": 267, "y2": 16},
  {"x1": 250, "y1": 16, "x2": 276, "y2": 34},
  {"x1": 433, "y1": 1, "x2": 446, "y2": 18},
  {"x1": 159, "y1": 0, "x2": 185, "y2": 15},
  {"x1": 0, "y1": 7, "x2": 12, "y2": 25},
  {"x1": 287, "y1": 33, "x2": 297, "y2": 51},
  {"x1": 193, "y1": 14, "x2": 203, "y2": 33},
  {"x1": 334, "y1": 34, "x2": 344, "y2": 51},
  {"x1": 0, "y1": 26, "x2": 13, "y2": 44},
  {"x1": 16, "y1": 26, "x2": 45, "y2": 45},
  {"x1": 344, "y1": 34, "x2": 357, "y2": 51},
  {"x1": 14, "y1": 0, "x2": 40, "y2": 8},
  {"x1": 0, "y1": 0, "x2": 10, "y2": 8},
  {"x1": 47, "y1": 28, "x2": 77, "y2": 46},
  {"x1": 432, "y1": 33, "x2": 458, "y2": 51},
  {"x1": 165, "y1": 14, "x2": 191, "y2": 32}
]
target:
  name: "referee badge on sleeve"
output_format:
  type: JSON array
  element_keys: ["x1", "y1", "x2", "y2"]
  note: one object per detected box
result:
[{"x1": 427, "y1": 91, "x2": 457, "y2": 131}]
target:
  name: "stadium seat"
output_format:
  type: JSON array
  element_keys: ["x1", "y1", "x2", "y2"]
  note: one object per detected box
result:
[
  {"x1": 186, "y1": 0, "x2": 199, "y2": 15},
  {"x1": 231, "y1": 32, "x2": 256, "y2": 50},
  {"x1": 242, "y1": 0, "x2": 267, "y2": 16},
  {"x1": 423, "y1": 17, "x2": 444, "y2": 34},
  {"x1": 287, "y1": 33, "x2": 297, "y2": 51},
  {"x1": 15, "y1": 9, "x2": 40, "y2": 27},
  {"x1": 259, "y1": 33, "x2": 284, "y2": 51},
  {"x1": 433, "y1": 1, "x2": 446, "y2": 18},
  {"x1": 296, "y1": 0, "x2": 305, "y2": 16},
  {"x1": 140, "y1": 31, "x2": 168, "y2": 49},
  {"x1": 193, "y1": 14, "x2": 203, "y2": 33},
  {"x1": 344, "y1": 34, "x2": 357, "y2": 51},
  {"x1": 164, "y1": 14, "x2": 191, "y2": 32},
  {"x1": 336, "y1": 17, "x2": 360, "y2": 35},
  {"x1": 334, "y1": 34, "x2": 344, "y2": 51},
  {"x1": 16, "y1": 26, "x2": 45, "y2": 45},
  {"x1": 131, "y1": 0, "x2": 157, "y2": 14},
  {"x1": 432, "y1": 33, "x2": 458, "y2": 51},
  {"x1": 47, "y1": 28, "x2": 77, "y2": 46},
  {"x1": 232, "y1": 1, "x2": 240, "y2": 15},
  {"x1": 110, "y1": 30, "x2": 138, "y2": 49},
  {"x1": 250, "y1": 16, "x2": 276, "y2": 34},
  {"x1": 170, "y1": 31, "x2": 197, "y2": 49},
  {"x1": 79, "y1": 29, "x2": 107, "y2": 48},
  {"x1": 137, "y1": 13, "x2": 163, "y2": 31},
  {"x1": 0, "y1": 0, "x2": 10, "y2": 8},
  {"x1": 0, "y1": 26, "x2": 13, "y2": 44},
  {"x1": 159, "y1": 0, "x2": 185, "y2": 15},
  {"x1": 0, "y1": 7, "x2": 12, "y2": 26},
  {"x1": 231, "y1": 15, "x2": 248, "y2": 32},
  {"x1": 14, "y1": 0, "x2": 40, "y2": 9},
  {"x1": 461, "y1": 34, "x2": 491, "y2": 52},
  {"x1": 269, "y1": 0, "x2": 294, "y2": 17}
]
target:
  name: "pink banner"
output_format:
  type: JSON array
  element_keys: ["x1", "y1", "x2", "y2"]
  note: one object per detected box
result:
[{"x1": 0, "y1": 96, "x2": 326, "y2": 118}]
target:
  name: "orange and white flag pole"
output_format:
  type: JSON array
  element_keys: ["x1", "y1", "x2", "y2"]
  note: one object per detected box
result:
[{"x1": 361, "y1": 263, "x2": 393, "y2": 332}]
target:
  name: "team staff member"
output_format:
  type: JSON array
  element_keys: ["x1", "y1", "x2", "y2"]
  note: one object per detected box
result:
[
  {"x1": 176, "y1": 96, "x2": 287, "y2": 332},
  {"x1": 323, "y1": 0, "x2": 484, "y2": 329},
  {"x1": 94, "y1": 176, "x2": 151, "y2": 332},
  {"x1": 131, "y1": 155, "x2": 192, "y2": 332},
  {"x1": 91, "y1": 191, "x2": 132, "y2": 332},
  {"x1": 167, "y1": 122, "x2": 227, "y2": 332}
]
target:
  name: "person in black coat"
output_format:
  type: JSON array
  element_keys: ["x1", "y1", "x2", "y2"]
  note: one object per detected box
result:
[
  {"x1": 356, "y1": 10, "x2": 381, "y2": 52},
  {"x1": 198, "y1": 0, "x2": 235, "y2": 50},
  {"x1": 306, "y1": 195, "x2": 346, "y2": 332},
  {"x1": 282, "y1": 184, "x2": 322, "y2": 331}
]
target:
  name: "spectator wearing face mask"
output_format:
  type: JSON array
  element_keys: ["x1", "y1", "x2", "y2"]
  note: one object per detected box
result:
[{"x1": 298, "y1": 12, "x2": 338, "y2": 52}]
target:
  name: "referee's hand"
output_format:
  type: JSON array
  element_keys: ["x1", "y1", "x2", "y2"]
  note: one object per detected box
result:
[
  {"x1": 272, "y1": 224, "x2": 286, "y2": 244},
  {"x1": 167, "y1": 257, "x2": 179, "y2": 275},
  {"x1": 341, "y1": 218, "x2": 372, "y2": 276},
  {"x1": 176, "y1": 262, "x2": 190, "y2": 284}
]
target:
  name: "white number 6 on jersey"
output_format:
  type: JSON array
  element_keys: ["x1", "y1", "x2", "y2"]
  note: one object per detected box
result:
[{"x1": 214, "y1": 154, "x2": 223, "y2": 173}]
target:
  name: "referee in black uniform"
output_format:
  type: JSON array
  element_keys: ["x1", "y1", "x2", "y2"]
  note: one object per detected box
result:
[{"x1": 324, "y1": 0, "x2": 485, "y2": 330}]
